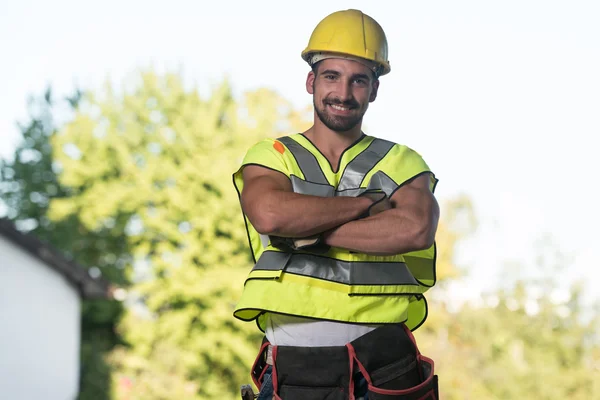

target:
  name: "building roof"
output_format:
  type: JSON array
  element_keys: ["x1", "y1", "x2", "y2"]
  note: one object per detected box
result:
[{"x1": 0, "y1": 218, "x2": 112, "y2": 299}]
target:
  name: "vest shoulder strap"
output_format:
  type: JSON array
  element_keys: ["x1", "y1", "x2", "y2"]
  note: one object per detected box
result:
[
  {"x1": 338, "y1": 138, "x2": 395, "y2": 191},
  {"x1": 277, "y1": 136, "x2": 329, "y2": 185}
]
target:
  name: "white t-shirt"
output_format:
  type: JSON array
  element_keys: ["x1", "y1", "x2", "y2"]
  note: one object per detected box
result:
[{"x1": 265, "y1": 313, "x2": 381, "y2": 347}]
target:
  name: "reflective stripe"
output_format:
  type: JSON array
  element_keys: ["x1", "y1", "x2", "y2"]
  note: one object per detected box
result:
[
  {"x1": 277, "y1": 137, "x2": 329, "y2": 185},
  {"x1": 291, "y1": 173, "x2": 396, "y2": 198},
  {"x1": 336, "y1": 171, "x2": 398, "y2": 197},
  {"x1": 403, "y1": 254, "x2": 436, "y2": 287},
  {"x1": 259, "y1": 234, "x2": 270, "y2": 248},
  {"x1": 253, "y1": 251, "x2": 419, "y2": 286},
  {"x1": 253, "y1": 250, "x2": 291, "y2": 270},
  {"x1": 364, "y1": 171, "x2": 398, "y2": 197},
  {"x1": 290, "y1": 175, "x2": 335, "y2": 197},
  {"x1": 337, "y1": 139, "x2": 395, "y2": 191}
]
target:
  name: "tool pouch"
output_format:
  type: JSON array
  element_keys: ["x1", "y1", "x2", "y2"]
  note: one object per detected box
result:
[
  {"x1": 252, "y1": 324, "x2": 439, "y2": 400},
  {"x1": 348, "y1": 324, "x2": 438, "y2": 399},
  {"x1": 271, "y1": 344, "x2": 350, "y2": 400}
]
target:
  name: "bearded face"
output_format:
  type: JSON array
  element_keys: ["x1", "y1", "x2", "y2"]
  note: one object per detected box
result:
[
  {"x1": 313, "y1": 94, "x2": 364, "y2": 132},
  {"x1": 308, "y1": 58, "x2": 379, "y2": 133}
]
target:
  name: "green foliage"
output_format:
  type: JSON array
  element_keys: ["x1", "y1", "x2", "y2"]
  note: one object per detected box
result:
[
  {"x1": 0, "y1": 88, "x2": 128, "y2": 400},
  {"x1": 3, "y1": 71, "x2": 598, "y2": 400},
  {"x1": 417, "y1": 281, "x2": 600, "y2": 399},
  {"x1": 432, "y1": 194, "x2": 477, "y2": 285},
  {"x1": 415, "y1": 226, "x2": 600, "y2": 400},
  {"x1": 46, "y1": 70, "x2": 310, "y2": 399}
]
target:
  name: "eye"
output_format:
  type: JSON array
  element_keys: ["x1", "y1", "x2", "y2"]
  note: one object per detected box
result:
[
  {"x1": 324, "y1": 74, "x2": 336, "y2": 80},
  {"x1": 353, "y1": 78, "x2": 368, "y2": 85}
]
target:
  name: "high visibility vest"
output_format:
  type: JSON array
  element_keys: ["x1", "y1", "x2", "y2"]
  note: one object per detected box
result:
[{"x1": 232, "y1": 133, "x2": 438, "y2": 332}]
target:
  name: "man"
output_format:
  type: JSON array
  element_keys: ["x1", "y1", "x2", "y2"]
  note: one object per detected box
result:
[{"x1": 234, "y1": 9, "x2": 440, "y2": 400}]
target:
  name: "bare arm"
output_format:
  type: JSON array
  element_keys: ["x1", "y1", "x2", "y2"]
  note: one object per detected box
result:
[
  {"x1": 323, "y1": 174, "x2": 440, "y2": 255},
  {"x1": 241, "y1": 165, "x2": 373, "y2": 237}
]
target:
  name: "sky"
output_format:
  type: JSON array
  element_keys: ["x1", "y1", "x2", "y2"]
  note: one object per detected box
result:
[{"x1": 1, "y1": 0, "x2": 599, "y2": 306}]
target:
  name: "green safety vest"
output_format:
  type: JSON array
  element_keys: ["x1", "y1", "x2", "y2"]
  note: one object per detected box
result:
[{"x1": 232, "y1": 133, "x2": 438, "y2": 332}]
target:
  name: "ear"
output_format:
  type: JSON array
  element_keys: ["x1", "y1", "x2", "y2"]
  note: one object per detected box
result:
[
  {"x1": 306, "y1": 71, "x2": 315, "y2": 94},
  {"x1": 369, "y1": 79, "x2": 380, "y2": 102}
]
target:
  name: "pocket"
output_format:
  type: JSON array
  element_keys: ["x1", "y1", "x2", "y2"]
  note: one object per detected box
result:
[
  {"x1": 370, "y1": 354, "x2": 421, "y2": 390},
  {"x1": 366, "y1": 356, "x2": 438, "y2": 400},
  {"x1": 278, "y1": 384, "x2": 346, "y2": 400}
]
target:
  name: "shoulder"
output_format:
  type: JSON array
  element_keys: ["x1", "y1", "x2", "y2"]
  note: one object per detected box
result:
[
  {"x1": 236, "y1": 136, "x2": 299, "y2": 178},
  {"x1": 366, "y1": 136, "x2": 427, "y2": 163},
  {"x1": 247, "y1": 134, "x2": 304, "y2": 153},
  {"x1": 243, "y1": 137, "x2": 288, "y2": 160},
  {"x1": 366, "y1": 136, "x2": 437, "y2": 189},
  {"x1": 246, "y1": 137, "x2": 281, "y2": 152}
]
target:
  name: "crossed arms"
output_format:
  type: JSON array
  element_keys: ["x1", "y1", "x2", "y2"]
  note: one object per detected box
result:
[{"x1": 240, "y1": 165, "x2": 440, "y2": 256}]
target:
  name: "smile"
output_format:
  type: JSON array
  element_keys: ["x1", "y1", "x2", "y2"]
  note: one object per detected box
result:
[
  {"x1": 328, "y1": 104, "x2": 354, "y2": 112},
  {"x1": 331, "y1": 104, "x2": 349, "y2": 111}
]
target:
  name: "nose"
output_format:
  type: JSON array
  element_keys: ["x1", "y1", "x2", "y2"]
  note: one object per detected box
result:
[{"x1": 337, "y1": 79, "x2": 352, "y2": 102}]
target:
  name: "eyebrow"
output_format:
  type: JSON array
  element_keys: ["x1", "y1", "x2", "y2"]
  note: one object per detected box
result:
[
  {"x1": 320, "y1": 69, "x2": 372, "y2": 81},
  {"x1": 320, "y1": 69, "x2": 341, "y2": 76},
  {"x1": 351, "y1": 73, "x2": 371, "y2": 81}
]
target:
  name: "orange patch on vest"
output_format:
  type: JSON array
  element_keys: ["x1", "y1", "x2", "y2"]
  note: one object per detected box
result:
[{"x1": 273, "y1": 141, "x2": 286, "y2": 154}]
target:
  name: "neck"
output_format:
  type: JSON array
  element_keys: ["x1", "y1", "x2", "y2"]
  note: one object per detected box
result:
[{"x1": 303, "y1": 117, "x2": 364, "y2": 155}]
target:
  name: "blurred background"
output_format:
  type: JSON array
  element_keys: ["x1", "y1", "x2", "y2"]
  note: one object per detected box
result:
[{"x1": 0, "y1": 0, "x2": 599, "y2": 399}]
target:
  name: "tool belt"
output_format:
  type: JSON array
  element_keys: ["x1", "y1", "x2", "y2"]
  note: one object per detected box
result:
[{"x1": 250, "y1": 324, "x2": 439, "y2": 400}]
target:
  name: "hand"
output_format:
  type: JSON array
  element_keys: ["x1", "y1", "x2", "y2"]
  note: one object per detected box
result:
[
  {"x1": 358, "y1": 190, "x2": 392, "y2": 218},
  {"x1": 269, "y1": 235, "x2": 330, "y2": 254}
]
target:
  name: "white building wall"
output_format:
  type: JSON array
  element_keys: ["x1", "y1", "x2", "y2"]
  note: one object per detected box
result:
[{"x1": 0, "y1": 236, "x2": 81, "y2": 400}]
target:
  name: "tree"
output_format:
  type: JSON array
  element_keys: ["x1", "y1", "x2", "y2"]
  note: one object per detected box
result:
[
  {"x1": 9, "y1": 70, "x2": 595, "y2": 400},
  {"x1": 0, "y1": 88, "x2": 130, "y2": 399},
  {"x1": 416, "y1": 225, "x2": 600, "y2": 399},
  {"x1": 433, "y1": 194, "x2": 477, "y2": 284},
  {"x1": 46, "y1": 70, "x2": 311, "y2": 399}
]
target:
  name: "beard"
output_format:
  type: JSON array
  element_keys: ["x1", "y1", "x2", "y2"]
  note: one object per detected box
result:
[{"x1": 314, "y1": 96, "x2": 365, "y2": 132}]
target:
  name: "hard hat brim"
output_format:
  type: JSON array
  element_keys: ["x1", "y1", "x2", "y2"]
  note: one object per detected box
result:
[{"x1": 302, "y1": 49, "x2": 391, "y2": 76}]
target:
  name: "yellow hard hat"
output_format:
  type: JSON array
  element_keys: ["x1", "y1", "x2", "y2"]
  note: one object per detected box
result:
[{"x1": 301, "y1": 9, "x2": 391, "y2": 76}]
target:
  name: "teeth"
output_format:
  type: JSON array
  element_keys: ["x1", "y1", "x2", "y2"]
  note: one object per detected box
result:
[{"x1": 330, "y1": 104, "x2": 349, "y2": 111}]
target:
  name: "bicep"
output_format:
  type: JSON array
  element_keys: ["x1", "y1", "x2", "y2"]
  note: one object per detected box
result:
[
  {"x1": 390, "y1": 173, "x2": 440, "y2": 223},
  {"x1": 240, "y1": 165, "x2": 292, "y2": 219}
]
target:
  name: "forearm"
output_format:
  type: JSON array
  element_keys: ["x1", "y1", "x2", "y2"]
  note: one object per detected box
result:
[
  {"x1": 323, "y1": 210, "x2": 435, "y2": 255},
  {"x1": 249, "y1": 190, "x2": 373, "y2": 238}
]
